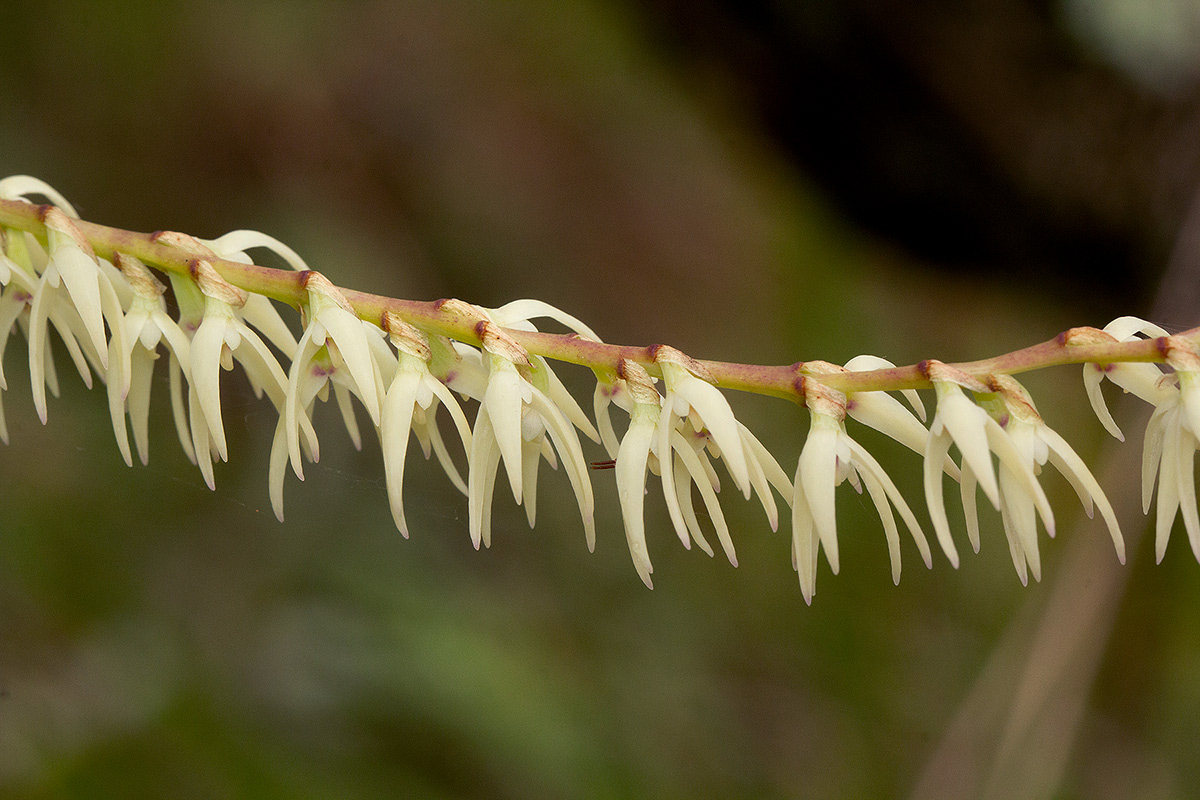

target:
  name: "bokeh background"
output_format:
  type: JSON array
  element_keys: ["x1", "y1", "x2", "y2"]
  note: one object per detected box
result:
[{"x1": 2, "y1": 1, "x2": 1200, "y2": 797}]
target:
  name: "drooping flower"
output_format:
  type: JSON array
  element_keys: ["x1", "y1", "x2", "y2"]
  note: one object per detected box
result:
[
  {"x1": 1074, "y1": 317, "x2": 1174, "y2": 441},
  {"x1": 26, "y1": 208, "x2": 127, "y2": 423},
  {"x1": 187, "y1": 259, "x2": 291, "y2": 490},
  {"x1": 273, "y1": 271, "x2": 382, "y2": 516},
  {"x1": 975, "y1": 374, "x2": 1124, "y2": 583},
  {"x1": 0, "y1": 233, "x2": 44, "y2": 443},
  {"x1": 791, "y1": 375, "x2": 930, "y2": 604},
  {"x1": 610, "y1": 359, "x2": 662, "y2": 588},
  {"x1": 1136, "y1": 335, "x2": 1200, "y2": 563},
  {"x1": 378, "y1": 311, "x2": 473, "y2": 538},
  {"x1": 484, "y1": 299, "x2": 602, "y2": 528},
  {"x1": 922, "y1": 361, "x2": 1054, "y2": 574},
  {"x1": 104, "y1": 254, "x2": 193, "y2": 466},
  {"x1": 652, "y1": 346, "x2": 756, "y2": 563},
  {"x1": 466, "y1": 320, "x2": 595, "y2": 550}
]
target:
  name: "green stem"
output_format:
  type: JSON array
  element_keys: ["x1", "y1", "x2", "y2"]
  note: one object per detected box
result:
[{"x1": 0, "y1": 197, "x2": 1188, "y2": 403}]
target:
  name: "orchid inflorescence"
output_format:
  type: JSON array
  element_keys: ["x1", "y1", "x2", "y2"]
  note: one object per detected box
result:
[{"x1": 0, "y1": 176, "x2": 1196, "y2": 603}]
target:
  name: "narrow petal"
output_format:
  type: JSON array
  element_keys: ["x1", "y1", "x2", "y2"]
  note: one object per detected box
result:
[
  {"x1": 207, "y1": 229, "x2": 311, "y2": 272},
  {"x1": 1155, "y1": 428, "x2": 1181, "y2": 563},
  {"x1": 847, "y1": 437, "x2": 932, "y2": 569},
  {"x1": 1040, "y1": 425, "x2": 1124, "y2": 563},
  {"x1": 1083, "y1": 364, "x2": 1124, "y2": 441},
  {"x1": 671, "y1": 428, "x2": 736, "y2": 566},
  {"x1": 998, "y1": 465, "x2": 1041, "y2": 583},
  {"x1": 999, "y1": 507, "x2": 1030, "y2": 586},
  {"x1": 127, "y1": 349, "x2": 155, "y2": 465},
  {"x1": 105, "y1": 338, "x2": 132, "y2": 466},
  {"x1": 382, "y1": 370, "x2": 420, "y2": 536},
  {"x1": 790, "y1": 472, "x2": 818, "y2": 605},
  {"x1": 1174, "y1": 428, "x2": 1200, "y2": 561},
  {"x1": 285, "y1": 328, "x2": 322, "y2": 478},
  {"x1": 923, "y1": 429, "x2": 960, "y2": 567},
  {"x1": 799, "y1": 414, "x2": 840, "y2": 574},
  {"x1": 468, "y1": 411, "x2": 500, "y2": 549},
  {"x1": 738, "y1": 422, "x2": 793, "y2": 500},
  {"x1": 169, "y1": 355, "x2": 196, "y2": 464},
  {"x1": 960, "y1": 462, "x2": 981, "y2": 554},
  {"x1": 1142, "y1": 404, "x2": 1169, "y2": 515},
  {"x1": 528, "y1": 387, "x2": 596, "y2": 551},
  {"x1": 332, "y1": 381, "x2": 363, "y2": 450},
  {"x1": 483, "y1": 365, "x2": 527, "y2": 504},
  {"x1": 616, "y1": 409, "x2": 656, "y2": 588},
  {"x1": 189, "y1": 316, "x2": 231, "y2": 461},
  {"x1": 673, "y1": 453, "x2": 714, "y2": 557},
  {"x1": 188, "y1": 384, "x2": 216, "y2": 491},
  {"x1": 847, "y1": 391, "x2": 934, "y2": 460},
  {"x1": 269, "y1": 417, "x2": 290, "y2": 521},
  {"x1": 844, "y1": 354, "x2": 926, "y2": 420},
  {"x1": 656, "y1": 405, "x2": 693, "y2": 549},
  {"x1": 742, "y1": 433, "x2": 779, "y2": 531}
]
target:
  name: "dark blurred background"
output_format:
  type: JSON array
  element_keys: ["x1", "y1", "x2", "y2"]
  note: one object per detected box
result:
[{"x1": 2, "y1": 1, "x2": 1199, "y2": 798}]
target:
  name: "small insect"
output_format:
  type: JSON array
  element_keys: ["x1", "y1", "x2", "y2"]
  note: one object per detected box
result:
[{"x1": 589, "y1": 459, "x2": 616, "y2": 470}]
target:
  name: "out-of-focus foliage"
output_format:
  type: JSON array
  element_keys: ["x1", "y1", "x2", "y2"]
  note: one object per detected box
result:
[{"x1": 0, "y1": 1, "x2": 1198, "y2": 798}]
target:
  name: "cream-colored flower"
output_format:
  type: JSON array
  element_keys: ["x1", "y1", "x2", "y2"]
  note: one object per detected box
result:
[
  {"x1": 187, "y1": 259, "x2": 290, "y2": 490},
  {"x1": 25, "y1": 209, "x2": 127, "y2": 424},
  {"x1": 1137, "y1": 336, "x2": 1200, "y2": 563},
  {"x1": 104, "y1": 254, "x2": 193, "y2": 466},
  {"x1": 1076, "y1": 317, "x2": 1174, "y2": 441},
  {"x1": 609, "y1": 360, "x2": 662, "y2": 587},
  {"x1": 466, "y1": 321, "x2": 595, "y2": 550},
  {"x1": 273, "y1": 272, "x2": 382, "y2": 516},
  {"x1": 651, "y1": 347, "x2": 763, "y2": 565},
  {"x1": 0, "y1": 235, "x2": 42, "y2": 442},
  {"x1": 378, "y1": 312, "x2": 473, "y2": 538},
  {"x1": 975, "y1": 375, "x2": 1124, "y2": 583},
  {"x1": 791, "y1": 378, "x2": 930, "y2": 604},
  {"x1": 922, "y1": 362, "x2": 1054, "y2": 574}
]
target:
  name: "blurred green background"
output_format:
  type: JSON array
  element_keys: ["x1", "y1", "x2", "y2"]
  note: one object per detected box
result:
[{"x1": 2, "y1": 1, "x2": 1200, "y2": 798}]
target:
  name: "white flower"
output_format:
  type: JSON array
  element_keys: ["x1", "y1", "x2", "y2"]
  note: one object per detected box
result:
[
  {"x1": 484, "y1": 299, "x2": 603, "y2": 528},
  {"x1": 610, "y1": 360, "x2": 662, "y2": 587},
  {"x1": 378, "y1": 312, "x2": 473, "y2": 538},
  {"x1": 27, "y1": 208, "x2": 127, "y2": 423},
  {"x1": 1076, "y1": 317, "x2": 1174, "y2": 441},
  {"x1": 1137, "y1": 337, "x2": 1200, "y2": 563},
  {"x1": 791, "y1": 377, "x2": 930, "y2": 604},
  {"x1": 104, "y1": 254, "x2": 193, "y2": 466},
  {"x1": 1071, "y1": 320, "x2": 1200, "y2": 564},
  {"x1": 187, "y1": 259, "x2": 291, "y2": 490},
  {"x1": 466, "y1": 321, "x2": 595, "y2": 550},
  {"x1": 922, "y1": 362, "x2": 1054, "y2": 577},
  {"x1": 652, "y1": 346, "x2": 778, "y2": 566},
  {"x1": 976, "y1": 375, "x2": 1124, "y2": 583},
  {"x1": 273, "y1": 271, "x2": 382, "y2": 517},
  {"x1": 0, "y1": 237, "x2": 44, "y2": 443}
]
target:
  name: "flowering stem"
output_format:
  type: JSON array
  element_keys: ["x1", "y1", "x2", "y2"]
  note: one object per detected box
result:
[{"x1": 0, "y1": 197, "x2": 1188, "y2": 403}]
